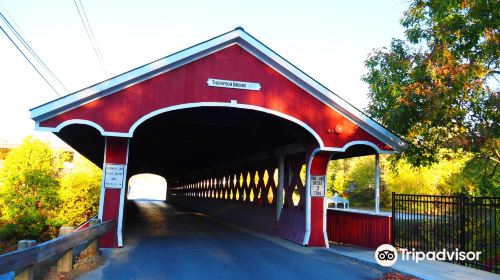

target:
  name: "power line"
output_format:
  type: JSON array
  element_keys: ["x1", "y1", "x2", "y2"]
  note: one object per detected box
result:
[
  {"x1": 0, "y1": 10, "x2": 67, "y2": 96},
  {"x1": 73, "y1": 0, "x2": 109, "y2": 76},
  {"x1": 0, "y1": 23, "x2": 60, "y2": 96},
  {"x1": 0, "y1": 9, "x2": 68, "y2": 93}
]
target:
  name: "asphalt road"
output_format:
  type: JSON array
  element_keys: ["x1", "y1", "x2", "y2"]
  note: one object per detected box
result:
[{"x1": 79, "y1": 200, "x2": 390, "y2": 280}]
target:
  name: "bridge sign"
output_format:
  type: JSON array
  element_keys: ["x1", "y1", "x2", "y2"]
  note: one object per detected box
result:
[
  {"x1": 310, "y1": 175, "x2": 325, "y2": 197},
  {"x1": 207, "y1": 78, "x2": 261, "y2": 91},
  {"x1": 104, "y1": 164, "x2": 126, "y2": 189}
]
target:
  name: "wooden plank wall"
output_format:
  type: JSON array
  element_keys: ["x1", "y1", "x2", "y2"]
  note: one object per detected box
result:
[{"x1": 326, "y1": 209, "x2": 392, "y2": 249}]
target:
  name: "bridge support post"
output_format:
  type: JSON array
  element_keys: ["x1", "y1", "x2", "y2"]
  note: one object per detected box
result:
[
  {"x1": 98, "y1": 137, "x2": 129, "y2": 248},
  {"x1": 57, "y1": 226, "x2": 74, "y2": 273},
  {"x1": 15, "y1": 240, "x2": 36, "y2": 280},
  {"x1": 80, "y1": 218, "x2": 100, "y2": 257},
  {"x1": 276, "y1": 156, "x2": 285, "y2": 220},
  {"x1": 305, "y1": 150, "x2": 333, "y2": 247}
]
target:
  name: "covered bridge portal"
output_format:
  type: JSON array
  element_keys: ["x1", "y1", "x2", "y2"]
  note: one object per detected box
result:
[{"x1": 30, "y1": 28, "x2": 406, "y2": 249}]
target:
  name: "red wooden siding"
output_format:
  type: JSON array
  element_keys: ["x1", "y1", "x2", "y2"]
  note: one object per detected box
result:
[
  {"x1": 40, "y1": 45, "x2": 392, "y2": 151},
  {"x1": 326, "y1": 209, "x2": 392, "y2": 249}
]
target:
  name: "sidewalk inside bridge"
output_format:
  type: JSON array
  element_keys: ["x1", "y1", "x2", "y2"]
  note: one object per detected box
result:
[{"x1": 328, "y1": 243, "x2": 500, "y2": 280}]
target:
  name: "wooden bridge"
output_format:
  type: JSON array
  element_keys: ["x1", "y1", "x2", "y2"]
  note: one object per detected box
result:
[{"x1": 28, "y1": 27, "x2": 406, "y2": 250}]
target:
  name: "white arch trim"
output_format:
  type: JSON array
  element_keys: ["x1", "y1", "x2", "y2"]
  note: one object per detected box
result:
[
  {"x1": 35, "y1": 104, "x2": 396, "y2": 153},
  {"x1": 127, "y1": 102, "x2": 325, "y2": 147},
  {"x1": 321, "y1": 140, "x2": 395, "y2": 154},
  {"x1": 35, "y1": 103, "x2": 325, "y2": 146},
  {"x1": 36, "y1": 119, "x2": 130, "y2": 137},
  {"x1": 304, "y1": 141, "x2": 393, "y2": 246}
]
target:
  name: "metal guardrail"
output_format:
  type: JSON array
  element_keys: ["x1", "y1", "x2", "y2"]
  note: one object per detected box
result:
[
  {"x1": 0, "y1": 220, "x2": 115, "y2": 275},
  {"x1": 392, "y1": 193, "x2": 499, "y2": 274}
]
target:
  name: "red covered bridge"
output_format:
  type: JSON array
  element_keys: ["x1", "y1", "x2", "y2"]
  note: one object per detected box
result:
[{"x1": 30, "y1": 28, "x2": 406, "y2": 249}]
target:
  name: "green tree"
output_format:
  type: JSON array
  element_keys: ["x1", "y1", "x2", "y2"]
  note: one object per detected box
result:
[
  {"x1": 0, "y1": 137, "x2": 67, "y2": 240},
  {"x1": 327, "y1": 156, "x2": 379, "y2": 207},
  {"x1": 449, "y1": 156, "x2": 500, "y2": 196},
  {"x1": 57, "y1": 155, "x2": 102, "y2": 226},
  {"x1": 346, "y1": 156, "x2": 376, "y2": 207},
  {"x1": 362, "y1": 0, "x2": 499, "y2": 174},
  {"x1": 326, "y1": 160, "x2": 350, "y2": 197}
]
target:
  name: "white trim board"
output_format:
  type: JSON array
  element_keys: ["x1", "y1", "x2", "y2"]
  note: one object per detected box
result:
[
  {"x1": 30, "y1": 28, "x2": 407, "y2": 152},
  {"x1": 35, "y1": 102, "x2": 396, "y2": 154},
  {"x1": 35, "y1": 102, "x2": 324, "y2": 146}
]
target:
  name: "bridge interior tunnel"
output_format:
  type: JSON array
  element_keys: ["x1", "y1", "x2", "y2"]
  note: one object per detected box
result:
[
  {"x1": 54, "y1": 106, "x2": 318, "y2": 175},
  {"x1": 126, "y1": 107, "x2": 317, "y2": 182},
  {"x1": 124, "y1": 107, "x2": 324, "y2": 245},
  {"x1": 55, "y1": 107, "x2": 321, "y2": 245},
  {"x1": 54, "y1": 107, "x2": 386, "y2": 248},
  {"x1": 54, "y1": 107, "x2": 379, "y2": 175}
]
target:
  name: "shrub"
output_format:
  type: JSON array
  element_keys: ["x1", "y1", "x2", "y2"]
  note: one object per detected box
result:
[{"x1": 0, "y1": 137, "x2": 66, "y2": 240}]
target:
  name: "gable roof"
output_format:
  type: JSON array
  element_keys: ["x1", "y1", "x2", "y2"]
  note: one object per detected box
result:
[{"x1": 30, "y1": 27, "x2": 407, "y2": 152}]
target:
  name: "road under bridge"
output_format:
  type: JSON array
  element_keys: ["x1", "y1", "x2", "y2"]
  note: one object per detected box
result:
[{"x1": 80, "y1": 200, "x2": 391, "y2": 280}]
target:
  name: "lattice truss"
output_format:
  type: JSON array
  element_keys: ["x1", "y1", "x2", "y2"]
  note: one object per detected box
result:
[{"x1": 169, "y1": 156, "x2": 307, "y2": 209}]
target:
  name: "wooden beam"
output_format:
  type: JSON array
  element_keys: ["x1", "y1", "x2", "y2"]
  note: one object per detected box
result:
[{"x1": 0, "y1": 220, "x2": 115, "y2": 275}]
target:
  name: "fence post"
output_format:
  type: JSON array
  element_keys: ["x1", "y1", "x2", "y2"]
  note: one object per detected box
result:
[
  {"x1": 459, "y1": 193, "x2": 466, "y2": 263},
  {"x1": 391, "y1": 192, "x2": 396, "y2": 246},
  {"x1": 56, "y1": 226, "x2": 74, "y2": 273},
  {"x1": 81, "y1": 219, "x2": 100, "y2": 258},
  {"x1": 14, "y1": 240, "x2": 37, "y2": 280}
]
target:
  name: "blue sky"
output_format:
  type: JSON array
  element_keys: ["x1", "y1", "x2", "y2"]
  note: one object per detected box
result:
[{"x1": 0, "y1": 0, "x2": 409, "y2": 143}]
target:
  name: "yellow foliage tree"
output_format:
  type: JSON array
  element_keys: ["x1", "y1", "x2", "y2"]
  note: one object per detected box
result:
[
  {"x1": 0, "y1": 137, "x2": 67, "y2": 240},
  {"x1": 57, "y1": 155, "x2": 102, "y2": 227},
  {"x1": 383, "y1": 153, "x2": 471, "y2": 195}
]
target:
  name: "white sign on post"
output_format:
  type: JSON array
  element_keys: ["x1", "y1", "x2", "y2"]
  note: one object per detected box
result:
[
  {"x1": 310, "y1": 175, "x2": 325, "y2": 197},
  {"x1": 104, "y1": 164, "x2": 126, "y2": 189}
]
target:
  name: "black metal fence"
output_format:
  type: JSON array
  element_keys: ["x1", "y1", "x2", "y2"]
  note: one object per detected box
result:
[{"x1": 392, "y1": 193, "x2": 499, "y2": 274}]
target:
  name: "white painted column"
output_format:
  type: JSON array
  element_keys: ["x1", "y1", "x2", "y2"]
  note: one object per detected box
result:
[
  {"x1": 375, "y1": 153, "x2": 380, "y2": 213},
  {"x1": 277, "y1": 156, "x2": 285, "y2": 220}
]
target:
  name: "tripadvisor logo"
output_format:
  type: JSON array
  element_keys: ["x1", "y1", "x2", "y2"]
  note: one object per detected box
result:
[
  {"x1": 375, "y1": 244, "x2": 482, "y2": 267},
  {"x1": 375, "y1": 244, "x2": 398, "y2": 267}
]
